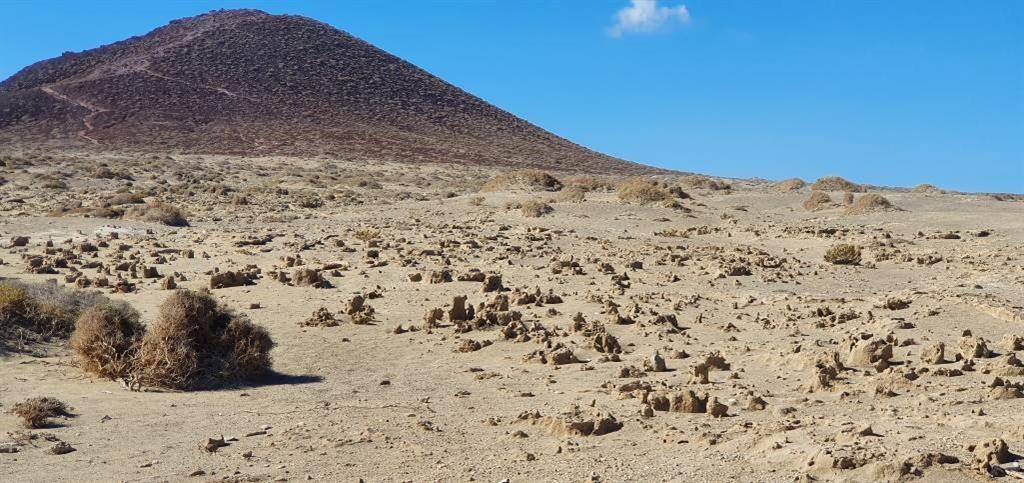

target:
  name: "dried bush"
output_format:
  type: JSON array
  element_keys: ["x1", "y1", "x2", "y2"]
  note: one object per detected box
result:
[
  {"x1": 134, "y1": 290, "x2": 274, "y2": 390},
  {"x1": 71, "y1": 303, "x2": 144, "y2": 379},
  {"x1": 521, "y1": 199, "x2": 553, "y2": 217},
  {"x1": 12, "y1": 397, "x2": 70, "y2": 428},
  {"x1": 480, "y1": 170, "x2": 563, "y2": 192},
  {"x1": 842, "y1": 192, "x2": 855, "y2": 206},
  {"x1": 811, "y1": 176, "x2": 864, "y2": 192},
  {"x1": 802, "y1": 191, "x2": 832, "y2": 211},
  {"x1": 824, "y1": 244, "x2": 862, "y2": 265},
  {"x1": 844, "y1": 193, "x2": 899, "y2": 215},
  {"x1": 468, "y1": 196, "x2": 485, "y2": 206},
  {"x1": 126, "y1": 201, "x2": 189, "y2": 227},
  {"x1": 617, "y1": 178, "x2": 672, "y2": 204}
]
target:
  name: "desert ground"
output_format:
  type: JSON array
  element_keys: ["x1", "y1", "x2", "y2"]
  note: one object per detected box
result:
[{"x1": 1, "y1": 151, "x2": 1022, "y2": 482}]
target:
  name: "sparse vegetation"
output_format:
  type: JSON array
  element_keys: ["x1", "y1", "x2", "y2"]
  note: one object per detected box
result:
[{"x1": 824, "y1": 244, "x2": 862, "y2": 265}]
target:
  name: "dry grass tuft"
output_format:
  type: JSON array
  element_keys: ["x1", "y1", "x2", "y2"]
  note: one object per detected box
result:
[
  {"x1": 71, "y1": 303, "x2": 144, "y2": 379},
  {"x1": 126, "y1": 201, "x2": 189, "y2": 227},
  {"x1": 134, "y1": 289, "x2": 274, "y2": 390},
  {"x1": 824, "y1": 244, "x2": 862, "y2": 265},
  {"x1": 844, "y1": 193, "x2": 899, "y2": 215},
  {"x1": 810, "y1": 176, "x2": 864, "y2": 192},
  {"x1": 12, "y1": 397, "x2": 70, "y2": 428},
  {"x1": 480, "y1": 170, "x2": 563, "y2": 192}
]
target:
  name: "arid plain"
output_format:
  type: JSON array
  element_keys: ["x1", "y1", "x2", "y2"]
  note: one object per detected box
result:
[{"x1": 1, "y1": 151, "x2": 1022, "y2": 482}]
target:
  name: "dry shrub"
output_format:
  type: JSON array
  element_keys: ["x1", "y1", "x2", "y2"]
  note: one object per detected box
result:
[
  {"x1": 71, "y1": 303, "x2": 144, "y2": 379},
  {"x1": 811, "y1": 176, "x2": 864, "y2": 192},
  {"x1": 468, "y1": 196, "x2": 486, "y2": 206},
  {"x1": 845, "y1": 193, "x2": 899, "y2": 215},
  {"x1": 126, "y1": 201, "x2": 189, "y2": 227},
  {"x1": 824, "y1": 244, "x2": 862, "y2": 265},
  {"x1": 617, "y1": 178, "x2": 671, "y2": 204},
  {"x1": 773, "y1": 178, "x2": 806, "y2": 192},
  {"x1": 1, "y1": 281, "x2": 104, "y2": 353},
  {"x1": 134, "y1": 290, "x2": 274, "y2": 390},
  {"x1": 12, "y1": 397, "x2": 70, "y2": 428},
  {"x1": 802, "y1": 191, "x2": 832, "y2": 211},
  {"x1": 555, "y1": 186, "x2": 586, "y2": 203},
  {"x1": 481, "y1": 170, "x2": 563, "y2": 192},
  {"x1": 842, "y1": 192, "x2": 855, "y2": 206},
  {"x1": 521, "y1": 199, "x2": 553, "y2": 217}
]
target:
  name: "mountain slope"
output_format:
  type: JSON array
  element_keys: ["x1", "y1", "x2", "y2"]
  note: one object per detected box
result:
[{"x1": 0, "y1": 9, "x2": 653, "y2": 174}]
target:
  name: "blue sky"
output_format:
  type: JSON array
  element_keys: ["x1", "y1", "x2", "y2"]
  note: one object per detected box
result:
[{"x1": 1, "y1": 1, "x2": 1021, "y2": 192}]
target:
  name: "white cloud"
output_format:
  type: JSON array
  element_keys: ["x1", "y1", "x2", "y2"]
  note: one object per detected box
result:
[{"x1": 608, "y1": 0, "x2": 690, "y2": 38}]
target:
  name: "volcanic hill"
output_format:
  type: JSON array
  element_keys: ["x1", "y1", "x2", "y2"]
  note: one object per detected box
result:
[{"x1": 0, "y1": 9, "x2": 651, "y2": 173}]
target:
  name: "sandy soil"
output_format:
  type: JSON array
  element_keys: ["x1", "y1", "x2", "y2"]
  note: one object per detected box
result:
[{"x1": 0, "y1": 152, "x2": 1022, "y2": 482}]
